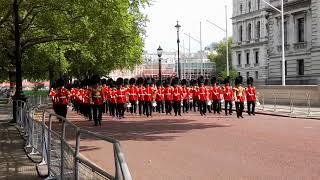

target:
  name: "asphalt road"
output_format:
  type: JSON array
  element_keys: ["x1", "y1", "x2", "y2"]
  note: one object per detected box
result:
[{"x1": 64, "y1": 110, "x2": 320, "y2": 180}]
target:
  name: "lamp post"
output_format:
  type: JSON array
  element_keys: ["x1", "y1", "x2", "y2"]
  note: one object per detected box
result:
[
  {"x1": 262, "y1": 0, "x2": 286, "y2": 86},
  {"x1": 206, "y1": 5, "x2": 229, "y2": 76},
  {"x1": 157, "y1": 46, "x2": 163, "y2": 82},
  {"x1": 175, "y1": 21, "x2": 181, "y2": 79}
]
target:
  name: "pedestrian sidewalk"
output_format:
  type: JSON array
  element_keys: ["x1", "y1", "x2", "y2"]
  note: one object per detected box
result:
[{"x1": 0, "y1": 105, "x2": 41, "y2": 179}]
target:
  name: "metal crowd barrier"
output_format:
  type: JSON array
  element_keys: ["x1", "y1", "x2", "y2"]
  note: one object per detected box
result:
[{"x1": 15, "y1": 100, "x2": 132, "y2": 180}]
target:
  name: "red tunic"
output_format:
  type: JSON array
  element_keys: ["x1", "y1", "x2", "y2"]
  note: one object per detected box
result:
[
  {"x1": 233, "y1": 87, "x2": 245, "y2": 102},
  {"x1": 198, "y1": 86, "x2": 209, "y2": 101},
  {"x1": 173, "y1": 86, "x2": 182, "y2": 101},
  {"x1": 70, "y1": 88, "x2": 78, "y2": 101},
  {"x1": 211, "y1": 86, "x2": 222, "y2": 100},
  {"x1": 109, "y1": 89, "x2": 117, "y2": 104},
  {"x1": 144, "y1": 86, "x2": 153, "y2": 102},
  {"x1": 223, "y1": 85, "x2": 233, "y2": 101},
  {"x1": 246, "y1": 86, "x2": 256, "y2": 101},
  {"x1": 128, "y1": 86, "x2": 139, "y2": 101},
  {"x1": 102, "y1": 85, "x2": 110, "y2": 101},
  {"x1": 138, "y1": 86, "x2": 145, "y2": 101},
  {"x1": 156, "y1": 87, "x2": 164, "y2": 101},
  {"x1": 49, "y1": 88, "x2": 57, "y2": 104},
  {"x1": 57, "y1": 87, "x2": 69, "y2": 105},
  {"x1": 116, "y1": 88, "x2": 127, "y2": 104},
  {"x1": 82, "y1": 89, "x2": 91, "y2": 105},
  {"x1": 182, "y1": 87, "x2": 191, "y2": 100},
  {"x1": 191, "y1": 87, "x2": 199, "y2": 100},
  {"x1": 92, "y1": 86, "x2": 104, "y2": 105},
  {"x1": 164, "y1": 86, "x2": 173, "y2": 101}
]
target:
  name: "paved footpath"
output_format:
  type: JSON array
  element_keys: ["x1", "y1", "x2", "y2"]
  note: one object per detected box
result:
[
  {"x1": 0, "y1": 104, "x2": 40, "y2": 180},
  {"x1": 63, "y1": 109, "x2": 320, "y2": 180}
]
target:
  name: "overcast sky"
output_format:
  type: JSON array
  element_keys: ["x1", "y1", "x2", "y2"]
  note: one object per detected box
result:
[{"x1": 143, "y1": 0, "x2": 233, "y2": 54}]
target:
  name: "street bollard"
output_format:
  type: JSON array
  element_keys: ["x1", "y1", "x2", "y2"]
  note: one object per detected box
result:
[
  {"x1": 307, "y1": 93, "x2": 311, "y2": 117},
  {"x1": 273, "y1": 91, "x2": 277, "y2": 112}
]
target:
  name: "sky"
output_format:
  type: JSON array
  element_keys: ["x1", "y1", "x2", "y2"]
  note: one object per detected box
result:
[{"x1": 143, "y1": 0, "x2": 233, "y2": 54}]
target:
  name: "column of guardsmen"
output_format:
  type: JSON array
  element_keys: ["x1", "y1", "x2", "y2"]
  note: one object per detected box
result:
[{"x1": 49, "y1": 75, "x2": 257, "y2": 126}]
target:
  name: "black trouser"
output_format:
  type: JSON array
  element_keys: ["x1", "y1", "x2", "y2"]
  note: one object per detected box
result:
[
  {"x1": 55, "y1": 104, "x2": 68, "y2": 121},
  {"x1": 207, "y1": 102, "x2": 212, "y2": 113},
  {"x1": 130, "y1": 100, "x2": 137, "y2": 114},
  {"x1": 156, "y1": 101, "x2": 164, "y2": 113},
  {"x1": 235, "y1": 102, "x2": 244, "y2": 118},
  {"x1": 109, "y1": 103, "x2": 116, "y2": 117},
  {"x1": 138, "y1": 100, "x2": 144, "y2": 115},
  {"x1": 117, "y1": 103, "x2": 125, "y2": 118},
  {"x1": 183, "y1": 99, "x2": 189, "y2": 113},
  {"x1": 225, "y1": 101, "x2": 233, "y2": 115},
  {"x1": 193, "y1": 100, "x2": 199, "y2": 112},
  {"x1": 144, "y1": 101, "x2": 152, "y2": 117},
  {"x1": 92, "y1": 104, "x2": 103, "y2": 125},
  {"x1": 173, "y1": 100, "x2": 181, "y2": 116},
  {"x1": 212, "y1": 100, "x2": 219, "y2": 114},
  {"x1": 218, "y1": 101, "x2": 222, "y2": 113},
  {"x1": 83, "y1": 104, "x2": 92, "y2": 120},
  {"x1": 165, "y1": 100, "x2": 172, "y2": 114},
  {"x1": 102, "y1": 101, "x2": 108, "y2": 114},
  {"x1": 199, "y1": 100, "x2": 206, "y2": 115},
  {"x1": 247, "y1": 101, "x2": 256, "y2": 115}
]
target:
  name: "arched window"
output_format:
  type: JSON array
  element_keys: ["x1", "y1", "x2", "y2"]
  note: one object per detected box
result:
[{"x1": 248, "y1": 23, "x2": 252, "y2": 41}]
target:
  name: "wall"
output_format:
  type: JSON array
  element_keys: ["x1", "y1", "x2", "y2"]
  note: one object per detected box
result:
[{"x1": 256, "y1": 85, "x2": 320, "y2": 107}]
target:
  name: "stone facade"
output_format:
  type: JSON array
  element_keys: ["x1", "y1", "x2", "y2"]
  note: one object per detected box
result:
[
  {"x1": 232, "y1": 0, "x2": 269, "y2": 85},
  {"x1": 232, "y1": 0, "x2": 320, "y2": 85}
]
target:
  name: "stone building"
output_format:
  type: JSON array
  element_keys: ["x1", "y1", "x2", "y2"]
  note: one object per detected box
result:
[
  {"x1": 232, "y1": 0, "x2": 269, "y2": 85},
  {"x1": 232, "y1": 0, "x2": 320, "y2": 85}
]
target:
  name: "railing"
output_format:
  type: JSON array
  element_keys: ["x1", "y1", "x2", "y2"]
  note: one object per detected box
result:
[{"x1": 15, "y1": 100, "x2": 132, "y2": 180}]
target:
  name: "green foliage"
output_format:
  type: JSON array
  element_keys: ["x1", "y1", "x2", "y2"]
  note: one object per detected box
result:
[
  {"x1": 0, "y1": 0, "x2": 148, "y2": 81},
  {"x1": 208, "y1": 38, "x2": 233, "y2": 79}
]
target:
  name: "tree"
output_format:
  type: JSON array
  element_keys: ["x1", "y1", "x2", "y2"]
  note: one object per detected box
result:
[
  {"x1": 207, "y1": 38, "x2": 235, "y2": 81},
  {"x1": 0, "y1": 0, "x2": 148, "y2": 83}
]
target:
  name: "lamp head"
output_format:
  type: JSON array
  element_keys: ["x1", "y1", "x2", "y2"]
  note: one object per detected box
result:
[{"x1": 157, "y1": 46, "x2": 163, "y2": 57}]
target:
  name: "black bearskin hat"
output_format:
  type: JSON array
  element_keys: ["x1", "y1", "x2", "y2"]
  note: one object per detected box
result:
[
  {"x1": 56, "y1": 78, "x2": 65, "y2": 88},
  {"x1": 129, "y1": 78, "x2": 136, "y2": 85},
  {"x1": 223, "y1": 76, "x2": 230, "y2": 84},
  {"x1": 181, "y1": 79, "x2": 187, "y2": 86},
  {"x1": 156, "y1": 80, "x2": 162, "y2": 87},
  {"x1": 124, "y1": 78, "x2": 129, "y2": 86},
  {"x1": 198, "y1": 77, "x2": 205, "y2": 86},
  {"x1": 204, "y1": 79, "x2": 210, "y2": 86},
  {"x1": 172, "y1": 77, "x2": 179, "y2": 86},
  {"x1": 109, "y1": 80, "x2": 115, "y2": 88},
  {"x1": 137, "y1": 77, "x2": 144, "y2": 86},
  {"x1": 247, "y1": 77, "x2": 254, "y2": 85},
  {"x1": 91, "y1": 75, "x2": 101, "y2": 85},
  {"x1": 235, "y1": 76, "x2": 243, "y2": 85},
  {"x1": 116, "y1": 77, "x2": 124, "y2": 86},
  {"x1": 101, "y1": 78, "x2": 107, "y2": 85},
  {"x1": 210, "y1": 77, "x2": 217, "y2": 85}
]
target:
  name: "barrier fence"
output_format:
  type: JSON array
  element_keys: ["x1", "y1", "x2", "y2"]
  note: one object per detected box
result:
[{"x1": 15, "y1": 100, "x2": 132, "y2": 180}]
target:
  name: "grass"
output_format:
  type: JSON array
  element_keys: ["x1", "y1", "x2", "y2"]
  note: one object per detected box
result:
[{"x1": 23, "y1": 90, "x2": 48, "y2": 96}]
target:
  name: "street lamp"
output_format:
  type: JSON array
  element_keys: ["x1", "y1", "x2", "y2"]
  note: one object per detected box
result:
[
  {"x1": 262, "y1": 0, "x2": 286, "y2": 86},
  {"x1": 206, "y1": 5, "x2": 229, "y2": 76},
  {"x1": 157, "y1": 46, "x2": 163, "y2": 82},
  {"x1": 175, "y1": 21, "x2": 181, "y2": 79}
]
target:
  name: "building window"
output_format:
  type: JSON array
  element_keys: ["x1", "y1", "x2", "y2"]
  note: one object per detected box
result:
[
  {"x1": 284, "y1": 21, "x2": 288, "y2": 44},
  {"x1": 297, "y1": 18, "x2": 305, "y2": 42},
  {"x1": 297, "y1": 59, "x2": 304, "y2": 75},
  {"x1": 238, "y1": 53, "x2": 241, "y2": 65},
  {"x1": 239, "y1": 25, "x2": 243, "y2": 42},
  {"x1": 255, "y1": 71, "x2": 259, "y2": 79},
  {"x1": 257, "y1": 0, "x2": 260, "y2": 10},
  {"x1": 285, "y1": 61, "x2": 287, "y2": 76},
  {"x1": 257, "y1": 21, "x2": 261, "y2": 39},
  {"x1": 246, "y1": 72, "x2": 250, "y2": 79},
  {"x1": 246, "y1": 52, "x2": 250, "y2": 65},
  {"x1": 248, "y1": 1, "x2": 251, "y2": 12},
  {"x1": 255, "y1": 51, "x2": 259, "y2": 64},
  {"x1": 248, "y1": 23, "x2": 252, "y2": 41},
  {"x1": 240, "y1": 4, "x2": 243, "y2": 14}
]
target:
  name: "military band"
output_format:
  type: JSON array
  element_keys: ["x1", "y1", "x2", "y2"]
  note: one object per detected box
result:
[{"x1": 49, "y1": 75, "x2": 258, "y2": 125}]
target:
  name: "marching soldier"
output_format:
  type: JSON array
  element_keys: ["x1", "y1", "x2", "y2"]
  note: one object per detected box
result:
[
  {"x1": 108, "y1": 80, "x2": 117, "y2": 118},
  {"x1": 49, "y1": 83, "x2": 58, "y2": 114},
  {"x1": 182, "y1": 79, "x2": 191, "y2": 113},
  {"x1": 233, "y1": 76, "x2": 245, "y2": 118},
  {"x1": 198, "y1": 77, "x2": 209, "y2": 116},
  {"x1": 115, "y1": 78, "x2": 127, "y2": 119},
  {"x1": 246, "y1": 77, "x2": 256, "y2": 115},
  {"x1": 55, "y1": 78, "x2": 69, "y2": 121},
  {"x1": 101, "y1": 78, "x2": 109, "y2": 114},
  {"x1": 210, "y1": 77, "x2": 221, "y2": 114},
  {"x1": 191, "y1": 80, "x2": 199, "y2": 112},
  {"x1": 137, "y1": 77, "x2": 145, "y2": 116},
  {"x1": 164, "y1": 78, "x2": 173, "y2": 115},
  {"x1": 128, "y1": 78, "x2": 138, "y2": 115},
  {"x1": 91, "y1": 75, "x2": 104, "y2": 126},
  {"x1": 172, "y1": 78, "x2": 182, "y2": 116},
  {"x1": 144, "y1": 78, "x2": 154, "y2": 117},
  {"x1": 223, "y1": 77, "x2": 233, "y2": 116},
  {"x1": 155, "y1": 80, "x2": 165, "y2": 113},
  {"x1": 204, "y1": 79, "x2": 212, "y2": 113}
]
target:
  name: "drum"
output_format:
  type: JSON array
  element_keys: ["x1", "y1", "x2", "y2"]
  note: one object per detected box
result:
[
  {"x1": 127, "y1": 102, "x2": 132, "y2": 108},
  {"x1": 152, "y1": 101, "x2": 157, "y2": 107},
  {"x1": 206, "y1": 100, "x2": 212, "y2": 106}
]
